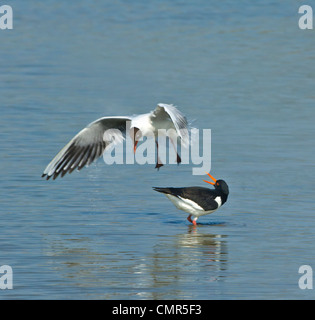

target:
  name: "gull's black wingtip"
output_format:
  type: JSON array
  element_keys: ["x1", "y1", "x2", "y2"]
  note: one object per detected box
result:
[{"x1": 41, "y1": 173, "x2": 52, "y2": 180}]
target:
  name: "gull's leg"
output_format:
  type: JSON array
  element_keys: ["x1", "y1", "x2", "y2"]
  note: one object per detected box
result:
[
  {"x1": 155, "y1": 140, "x2": 164, "y2": 169},
  {"x1": 170, "y1": 138, "x2": 181, "y2": 164}
]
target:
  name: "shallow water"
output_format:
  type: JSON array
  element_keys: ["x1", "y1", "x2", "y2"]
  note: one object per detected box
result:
[{"x1": 1, "y1": 1, "x2": 315, "y2": 299}]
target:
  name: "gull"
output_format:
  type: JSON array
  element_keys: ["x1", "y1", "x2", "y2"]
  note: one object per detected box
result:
[{"x1": 42, "y1": 103, "x2": 189, "y2": 180}]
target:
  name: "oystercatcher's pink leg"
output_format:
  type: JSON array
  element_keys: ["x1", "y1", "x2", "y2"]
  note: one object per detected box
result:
[{"x1": 187, "y1": 215, "x2": 197, "y2": 225}]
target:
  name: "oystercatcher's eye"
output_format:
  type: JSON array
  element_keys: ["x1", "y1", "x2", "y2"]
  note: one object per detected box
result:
[{"x1": 217, "y1": 183, "x2": 219, "y2": 185}]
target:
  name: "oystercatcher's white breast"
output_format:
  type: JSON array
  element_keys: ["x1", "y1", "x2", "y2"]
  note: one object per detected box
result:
[{"x1": 165, "y1": 194, "x2": 222, "y2": 217}]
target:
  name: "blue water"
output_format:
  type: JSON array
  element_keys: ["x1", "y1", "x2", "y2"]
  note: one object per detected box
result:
[{"x1": 1, "y1": 0, "x2": 315, "y2": 299}]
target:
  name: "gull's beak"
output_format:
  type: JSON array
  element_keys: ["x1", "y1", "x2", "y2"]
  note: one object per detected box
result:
[
  {"x1": 203, "y1": 172, "x2": 217, "y2": 185},
  {"x1": 134, "y1": 141, "x2": 138, "y2": 154},
  {"x1": 132, "y1": 127, "x2": 140, "y2": 154}
]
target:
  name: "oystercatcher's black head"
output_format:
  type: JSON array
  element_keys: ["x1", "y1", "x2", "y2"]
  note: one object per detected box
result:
[
  {"x1": 203, "y1": 172, "x2": 229, "y2": 197},
  {"x1": 213, "y1": 179, "x2": 229, "y2": 195}
]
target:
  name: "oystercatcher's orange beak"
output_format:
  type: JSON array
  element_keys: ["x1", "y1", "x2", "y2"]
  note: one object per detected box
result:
[
  {"x1": 203, "y1": 172, "x2": 217, "y2": 185},
  {"x1": 133, "y1": 141, "x2": 138, "y2": 154}
]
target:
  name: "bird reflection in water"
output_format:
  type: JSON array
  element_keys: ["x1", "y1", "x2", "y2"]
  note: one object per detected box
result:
[{"x1": 135, "y1": 227, "x2": 229, "y2": 299}]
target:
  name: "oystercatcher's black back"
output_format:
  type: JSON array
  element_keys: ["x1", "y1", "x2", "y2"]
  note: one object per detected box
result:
[{"x1": 153, "y1": 173, "x2": 229, "y2": 225}]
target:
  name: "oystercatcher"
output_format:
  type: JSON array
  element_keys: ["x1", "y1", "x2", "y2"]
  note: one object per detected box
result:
[
  {"x1": 42, "y1": 103, "x2": 189, "y2": 180},
  {"x1": 153, "y1": 172, "x2": 229, "y2": 225}
]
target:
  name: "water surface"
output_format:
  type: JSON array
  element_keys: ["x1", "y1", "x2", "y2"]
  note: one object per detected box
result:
[{"x1": 0, "y1": 0, "x2": 314, "y2": 299}]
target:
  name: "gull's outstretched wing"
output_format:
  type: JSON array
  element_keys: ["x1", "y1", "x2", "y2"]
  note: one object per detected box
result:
[
  {"x1": 151, "y1": 103, "x2": 189, "y2": 146},
  {"x1": 42, "y1": 116, "x2": 131, "y2": 180}
]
